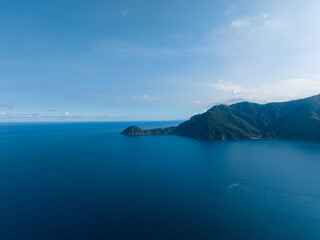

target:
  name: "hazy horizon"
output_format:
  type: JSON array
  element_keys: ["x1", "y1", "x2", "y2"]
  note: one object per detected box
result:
[{"x1": 0, "y1": 93, "x2": 319, "y2": 122}]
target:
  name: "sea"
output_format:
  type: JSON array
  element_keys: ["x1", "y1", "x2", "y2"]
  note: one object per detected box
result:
[{"x1": 0, "y1": 121, "x2": 320, "y2": 240}]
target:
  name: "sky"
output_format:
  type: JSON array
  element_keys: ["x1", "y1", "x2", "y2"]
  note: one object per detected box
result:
[{"x1": 1, "y1": 0, "x2": 320, "y2": 121}]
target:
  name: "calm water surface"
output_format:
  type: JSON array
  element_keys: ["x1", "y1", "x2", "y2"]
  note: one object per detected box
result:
[{"x1": 0, "y1": 122, "x2": 320, "y2": 240}]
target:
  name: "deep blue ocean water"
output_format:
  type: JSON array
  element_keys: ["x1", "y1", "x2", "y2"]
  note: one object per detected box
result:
[{"x1": 0, "y1": 122, "x2": 320, "y2": 240}]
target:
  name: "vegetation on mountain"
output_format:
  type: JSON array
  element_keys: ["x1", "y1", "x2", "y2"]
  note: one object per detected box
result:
[
  {"x1": 121, "y1": 126, "x2": 176, "y2": 136},
  {"x1": 121, "y1": 94, "x2": 320, "y2": 142}
]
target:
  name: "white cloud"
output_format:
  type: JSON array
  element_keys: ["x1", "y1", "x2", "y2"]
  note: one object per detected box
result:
[
  {"x1": 207, "y1": 77, "x2": 320, "y2": 104},
  {"x1": 225, "y1": 5, "x2": 237, "y2": 17},
  {"x1": 93, "y1": 93, "x2": 161, "y2": 101},
  {"x1": 142, "y1": 94, "x2": 161, "y2": 100},
  {"x1": 191, "y1": 100, "x2": 204, "y2": 105},
  {"x1": 121, "y1": 8, "x2": 134, "y2": 17},
  {"x1": 190, "y1": 100, "x2": 222, "y2": 108},
  {"x1": 229, "y1": 13, "x2": 285, "y2": 34},
  {"x1": 192, "y1": 110, "x2": 206, "y2": 116},
  {"x1": 130, "y1": 94, "x2": 161, "y2": 101},
  {"x1": 208, "y1": 80, "x2": 241, "y2": 93},
  {"x1": 230, "y1": 16, "x2": 251, "y2": 28},
  {"x1": 263, "y1": 15, "x2": 285, "y2": 31}
]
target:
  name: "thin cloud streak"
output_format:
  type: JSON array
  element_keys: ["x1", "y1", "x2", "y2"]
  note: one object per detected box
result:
[
  {"x1": 0, "y1": 104, "x2": 14, "y2": 109},
  {"x1": 94, "y1": 93, "x2": 162, "y2": 101},
  {"x1": 0, "y1": 112, "x2": 125, "y2": 122},
  {"x1": 0, "y1": 62, "x2": 83, "y2": 68},
  {"x1": 0, "y1": 62, "x2": 51, "y2": 66},
  {"x1": 95, "y1": 11, "x2": 286, "y2": 60},
  {"x1": 121, "y1": 8, "x2": 134, "y2": 16},
  {"x1": 93, "y1": 41, "x2": 213, "y2": 58}
]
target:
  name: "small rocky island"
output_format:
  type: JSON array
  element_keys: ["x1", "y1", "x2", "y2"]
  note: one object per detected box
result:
[{"x1": 121, "y1": 94, "x2": 320, "y2": 142}]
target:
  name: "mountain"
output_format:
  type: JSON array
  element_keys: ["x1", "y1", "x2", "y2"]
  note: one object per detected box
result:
[{"x1": 121, "y1": 94, "x2": 320, "y2": 142}]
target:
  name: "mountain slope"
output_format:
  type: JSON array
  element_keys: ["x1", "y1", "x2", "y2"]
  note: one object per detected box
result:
[
  {"x1": 173, "y1": 105, "x2": 260, "y2": 140},
  {"x1": 121, "y1": 94, "x2": 320, "y2": 142}
]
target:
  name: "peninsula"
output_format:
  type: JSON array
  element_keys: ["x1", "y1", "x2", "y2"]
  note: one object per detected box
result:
[{"x1": 121, "y1": 94, "x2": 320, "y2": 142}]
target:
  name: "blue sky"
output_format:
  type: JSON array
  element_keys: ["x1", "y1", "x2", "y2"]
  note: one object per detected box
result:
[{"x1": 1, "y1": 0, "x2": 320, "y2": 121}]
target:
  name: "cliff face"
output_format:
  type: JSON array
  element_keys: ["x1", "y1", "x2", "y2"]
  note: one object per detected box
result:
[{"x1": 121, "y1": 94, "x2": 320, "y2": 142}]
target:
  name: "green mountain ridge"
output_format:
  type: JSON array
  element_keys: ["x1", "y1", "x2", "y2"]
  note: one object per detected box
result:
[{"x1": 121, "y1": 94, "x2": 320, "y2": 142}]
